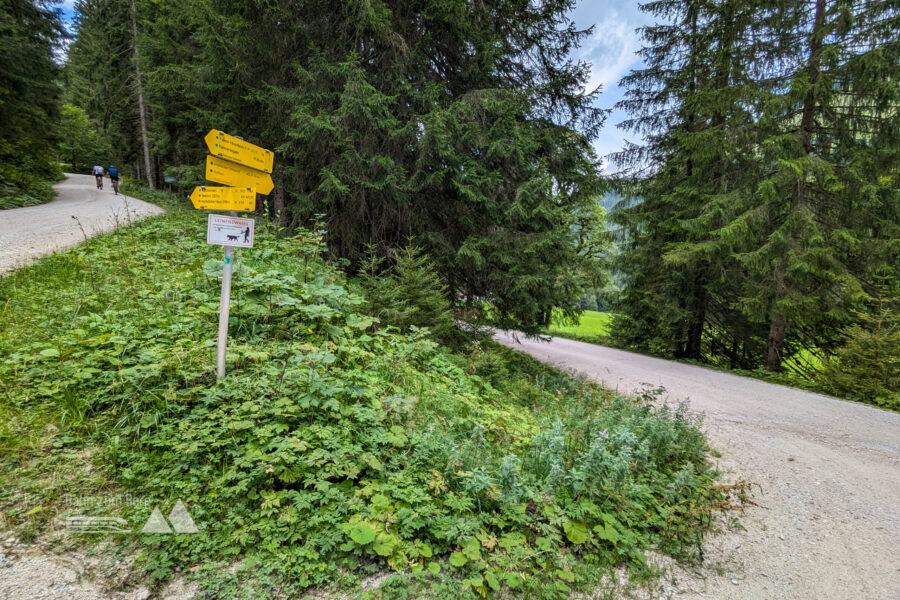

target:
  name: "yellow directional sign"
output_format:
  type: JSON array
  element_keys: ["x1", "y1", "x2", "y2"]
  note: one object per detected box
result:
[
  {"x1": 205, "y1": 155, "x2": 274, "y2": 195},
  {"x1": 190, "y1": 186, "x2": 257, "y2": 211},
  {"x1": 204, "y1": 130, "x2": 274, "y2": 173}
]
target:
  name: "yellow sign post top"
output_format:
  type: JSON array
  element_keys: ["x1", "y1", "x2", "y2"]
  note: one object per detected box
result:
[
  {"x1": 204, "y1": 130, "x2": 274, "y2": 173},
  {"x1": 190, "y1": 186, "x2": 257, "y2": 211},
  {"x1": 205, "y1": 155, "x2": 275, "y2": 195}
]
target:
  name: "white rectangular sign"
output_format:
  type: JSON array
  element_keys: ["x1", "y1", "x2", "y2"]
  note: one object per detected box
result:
[{"x1": 207, "y1": 214, "x2": 255, "y2": 248}]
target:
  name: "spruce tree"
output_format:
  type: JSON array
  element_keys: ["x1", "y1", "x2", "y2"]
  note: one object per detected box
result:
[
  {"x1": 67, "y1": 0, "x2": 151, "y2": 180},
  {"x1": 0, "y1": 0, "x2": 62, "y2": 145},
  {"x1": 707, "y1": 0, "x2": 900, "y2": 371},
  {"x1": 111, "y1": 0, "x2": 608, "y2": 334},
  {"x1": 612, "y1": 0, "x2": 758, "y2": 359}
]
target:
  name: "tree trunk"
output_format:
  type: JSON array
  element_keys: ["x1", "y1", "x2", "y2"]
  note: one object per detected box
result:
[
  {"x1": 130, "y1": 0, "x2": 154, "y2": 189},
  {"x1": 766, "y1": 312, "x2": 787, "y2": 372},
  {"x1": 685, "y1": 278, "x2": 707, "y2": 359},
  {"x1": 765, "y1": 0, "x2": 824, "y2": 375},
  {"x1": 799, "y1": 0, "x2": 827, "y2": 154},
  {"x1": 273, "y1": 187, "x2": 286, "y2": 227}
]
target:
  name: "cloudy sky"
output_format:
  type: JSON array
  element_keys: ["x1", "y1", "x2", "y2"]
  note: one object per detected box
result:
[
  {"x1": 570, "y1": 1, "x2": 652, "y2": 168},
  {"x1": 57, "y1": 1, "x2": 650, "y2": 165}
]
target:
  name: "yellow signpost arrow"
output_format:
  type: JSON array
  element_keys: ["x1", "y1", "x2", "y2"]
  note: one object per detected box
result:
[
  {"x1": 205, "y1": 155, "x2": 274, "y2": 194},
  {"x1": 190, "y1": 186, "x2": 257, "y2": 211},
  {"x1": 204, "y1": 130, "x2": 274, "y2": 173}
]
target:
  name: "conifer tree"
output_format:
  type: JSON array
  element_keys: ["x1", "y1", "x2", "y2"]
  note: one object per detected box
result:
[
  {"x1": 614, "y1": 0, "x2": 898, "y2": 377},
  {"x1": 67, "y1": 0, "x2": 152, "y2": 180},
  {"x1": 707, "y1": 0, "x2": 900, "y2": 371},
  {"x1": 612, "y1": 0, "x2": 758, "y2": 358},
  {"x1": 94, "y1": 0, "x2": 609, "y2": 333}
]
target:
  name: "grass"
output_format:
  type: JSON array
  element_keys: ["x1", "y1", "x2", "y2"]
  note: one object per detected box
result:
[
  {"x1": 0, "y1": 159, "x2": 62, "y2": 209},
  {"x1": 0, "y1": 184, "x2": 742, "y2": 599},
  {"x1": 545, "y1": 309, "x2": 613, "y2": 343}
]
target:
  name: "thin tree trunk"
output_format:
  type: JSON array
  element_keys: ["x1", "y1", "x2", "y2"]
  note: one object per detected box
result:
[
  {"x1": 685, "y1": 277, "x2": 707, "y2": 359},
  {"x1": 766, "y1": 312, "x2": 787, "y2": 372},
  {"x1": 130, "y1": 0, "x2": 154, "y2": 189},
  {"x1": 273, "y1": 187, "x2": 286, "y2": 227},
  {"x1": 765, "y1": 0, "x2": 825, "y2": 374}
]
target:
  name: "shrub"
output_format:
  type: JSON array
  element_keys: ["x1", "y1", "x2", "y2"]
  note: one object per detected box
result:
[
  {"x1": 819, "y1": 298, "x2": 900, "y2": 410},
  {"x1": 0, "y1": 138, "x2": 62, "y2": 209}
]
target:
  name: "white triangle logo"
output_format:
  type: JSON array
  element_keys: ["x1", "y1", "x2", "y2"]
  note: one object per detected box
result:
[
  {"x1": 140, "y1": 507, "x2": 172, "y2": 534},
  {"x1": 167, "y1": 500, "x2": 199, "y2": 534}
]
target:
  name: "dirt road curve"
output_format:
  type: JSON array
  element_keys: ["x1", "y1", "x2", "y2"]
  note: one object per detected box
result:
[
  {"x1": 0, "y1": 173, "x2": 164, "y2": 274},
  {"x1": 495, "y1": 331, "x2": 900, "y2": 599}
]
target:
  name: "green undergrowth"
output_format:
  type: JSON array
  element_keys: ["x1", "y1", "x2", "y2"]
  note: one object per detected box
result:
[
  {"x1": 0, "y1": 160, "x2": 61, "y2": 209},
  {"x1": 0, "y1": 185, "x2": 739, "y2": 598}
]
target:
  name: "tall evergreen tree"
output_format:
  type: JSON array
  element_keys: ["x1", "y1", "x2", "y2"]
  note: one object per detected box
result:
[
  {"x1": 0, "y1": 0, "x2": 62, "y2": 145},
  {"x1": 0, "y1": 0, "x2": 64, "y2": 203},
  {"x1": 612, "y1": 0, "x2": 759, "y2": 359},
  {"x1": 707, "y1": 0, "x2": 900, "y2": 371},
  {"x1": 614, "y1": 0, "x2": 898, "y2": 376},
  {"x1": 67, "y1": 0, "x2": 150, "y2": 180}
]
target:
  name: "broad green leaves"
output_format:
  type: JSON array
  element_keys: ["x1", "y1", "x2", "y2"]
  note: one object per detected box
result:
[
  {"x1": 0, "y1": 192, "x2": 721, "y2": 597},
  {"x1": 563, "y1": 520, "x2": 588, "y2": 545},
  {"x1": 348, "y1": 523, "x2": 376, "y2": 545},
  {"x1": 449, "y1": 552, "x2": 467, "y2": 568}
]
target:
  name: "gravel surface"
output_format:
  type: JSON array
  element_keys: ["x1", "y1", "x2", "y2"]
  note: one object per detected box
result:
[
  {"x1": 0, "y1": 173, "x2": 164, "y2": 275},
  {"x1": 0, "y1": 537, "x2": 195, "y2": 600},
  {"x1": 495, "y1": 331, "x2": 900, "y2": 599}
]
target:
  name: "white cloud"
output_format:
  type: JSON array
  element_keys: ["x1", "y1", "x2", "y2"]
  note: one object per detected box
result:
[
  {"x1": 579, "y1": 19, "x2": 641, "y2": 94},
  {"x1": 568, "y1": 1, "x2": 655, "y2": 166}
]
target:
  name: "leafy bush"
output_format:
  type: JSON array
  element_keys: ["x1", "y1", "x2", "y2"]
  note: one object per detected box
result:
[
  {"x1": 0, "y1": 187, "x2": 730, "y2": 598},
  {"x1": 56, "y1": 104, "x2": 112, "y2": 174}
]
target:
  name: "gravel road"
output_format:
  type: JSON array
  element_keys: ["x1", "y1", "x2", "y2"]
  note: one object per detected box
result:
[
  {"x1": 0, "y1": 173, "x2": 164, "y2": 274},
  {"x1": 495, "y1": 330, "x2": 900, "y2": 599}
]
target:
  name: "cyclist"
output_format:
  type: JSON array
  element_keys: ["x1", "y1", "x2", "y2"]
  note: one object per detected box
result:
[
  {"x1": 107, "y1": 164, "x2": 120, "y2": 195},
  {"x1": 92, "y1": 163, "x2": 104, "y2": 189}
]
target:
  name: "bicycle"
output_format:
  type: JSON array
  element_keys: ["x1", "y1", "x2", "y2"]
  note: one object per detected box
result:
[
  {"x1": 110, "y1": 177, "x2": 119, "y2": 195},
  {"x1": 95, "y1": 175, "x2": 103, "y2": 190}
]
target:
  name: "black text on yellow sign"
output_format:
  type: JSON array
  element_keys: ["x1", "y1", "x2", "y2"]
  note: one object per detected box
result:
[
  {"x1": 204, "y1": 130, "x2": 274, "y2": 173},
  {"x1": 205, "y1": 155, "x2": 274, "y2": 195},
  {"x1": 190, "y1": 186, "x2": 256, "y2": 211}
]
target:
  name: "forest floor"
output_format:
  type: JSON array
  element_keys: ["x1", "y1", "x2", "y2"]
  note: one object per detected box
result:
[
  {"x1": 495, "y1": 330, "x2": 900, "y2": 599},
  {"x1": 0, "y1": 173, "x2": 163, "y2": 274}
]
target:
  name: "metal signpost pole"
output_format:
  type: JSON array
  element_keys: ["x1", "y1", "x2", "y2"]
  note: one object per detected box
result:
[
  {"x1": 216, "y1": 210, "x2": 238, "y2": 380},
  {"x1": 216, "y1": 244, "x2": 234, "y2": 379}
]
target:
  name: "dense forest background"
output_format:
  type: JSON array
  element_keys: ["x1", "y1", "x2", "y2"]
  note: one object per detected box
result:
[{"x1": 1, "y1": 0, "x2": 897, "y2": 406}]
